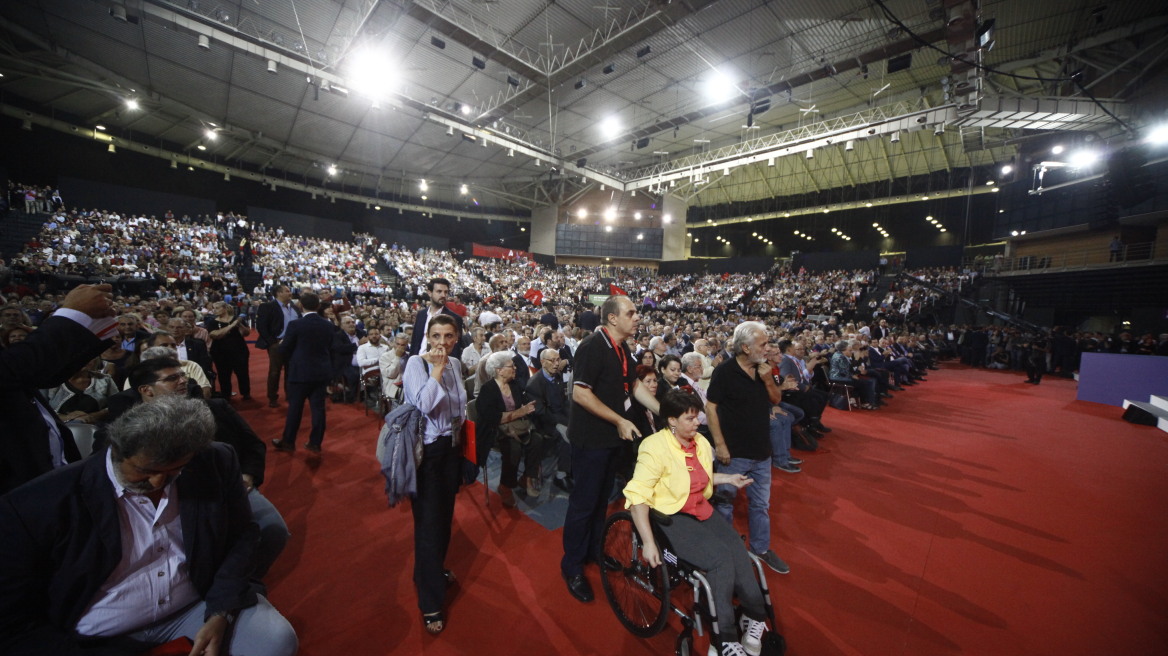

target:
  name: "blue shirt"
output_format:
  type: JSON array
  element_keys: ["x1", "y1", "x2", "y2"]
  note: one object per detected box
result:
[{"x1": 402, "y1": 355, "x2": 467, "y2": 445}]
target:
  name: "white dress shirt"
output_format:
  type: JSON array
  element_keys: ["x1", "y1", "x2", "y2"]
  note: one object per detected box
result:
[
  {"x1": 75, "y1": 452, "x2": 200, "y2": 637},
  {"x1": 357, "y1": 341, "x2": 389, "y2": 375}
]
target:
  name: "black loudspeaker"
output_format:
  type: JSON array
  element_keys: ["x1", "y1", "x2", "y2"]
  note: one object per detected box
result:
[{"x1": 1121, "y1": 404, "x2": 1158, "y2": 426}]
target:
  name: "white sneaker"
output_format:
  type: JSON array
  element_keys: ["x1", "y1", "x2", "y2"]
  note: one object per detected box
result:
[
  {"x1": 738, "y1": 616, "x2": 766, "y2": 656},
  {"x1": 719, "y1": 641, "x2": 749, "y2": 656}
]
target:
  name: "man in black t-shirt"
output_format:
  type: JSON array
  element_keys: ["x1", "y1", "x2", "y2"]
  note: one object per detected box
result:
[
  {"x1": 706, "y1": 320, "x2": 790, "y2": 575},
  {"x1": 560, "y1": 295, "x2": 660, "y2": 603}
]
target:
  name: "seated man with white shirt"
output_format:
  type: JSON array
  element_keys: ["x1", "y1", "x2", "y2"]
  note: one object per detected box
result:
[{"x1": 0, "y1": 396, "x2": 298, "y2": 656}]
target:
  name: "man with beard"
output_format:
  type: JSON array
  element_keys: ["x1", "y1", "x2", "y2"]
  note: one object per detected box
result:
[{"x1": 707, "y1": 321, "x2": 790, "y2": 574}]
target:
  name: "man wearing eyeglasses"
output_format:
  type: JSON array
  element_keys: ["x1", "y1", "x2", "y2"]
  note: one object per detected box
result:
[{"x1": 0, "y1": 396, "x2": 298, "y2": 656}]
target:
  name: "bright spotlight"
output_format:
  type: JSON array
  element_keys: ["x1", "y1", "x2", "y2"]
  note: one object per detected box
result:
[
  {"x1": 663, "y1": 214, "x2": 672, "y2": 224},
  {"x1": 327, "y1": 165, "x2": 338, "y2": 176},
  {"x1": 634, "y1": 212, "x2": 642, "y2": 220},
  {"x1": 600, "y1": 116, "x2": 621, "y2": 140},
  {"x1": 577, "y1": 208, "x2": 588, "y2": 219},
  {"x1": 1051, "y1": 145, "x2": 1064, "y2": 155},
  {"x1": 419, "y1": 179, "x2": 428, "y2": 191},
  {"x1": 349, "y1": 49, "x2": 396, "y2": 100},
  {"x1": 1146, "y1": 124, "x2": 1168, "y2": 145},
  {"x1": 1068, "y1": 150, "x2": 1100, "y2": 169},
  {"x1": 205, "y1": 129, "x2": 217, "y2": 141},
  {"x1": 704, "y1": 68, "x2": 738, "y2": 102},
  {"x1": 460, "y1": 183, "x2": 469, "y2": 195},
  {"x1": 1001, "y1": 164, "x2": 1014, "y2": 175},
  {"x1": 1011, "y1": 230, "x2": 1019, "y2": 236},
  {"x1": 460, "y1": 104, "x2": 472, "y2": 116},
  {"x1": 604, "y1": 207, "x2": 617, "y2": 222},
  {"x1": 126, "y1": 99, "x2": 140, "y2": 110}
]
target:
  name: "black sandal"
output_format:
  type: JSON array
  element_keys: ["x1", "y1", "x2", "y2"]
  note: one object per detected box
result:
[{"x1": 423, "y1": 611, "x2": 445, "y2": 635}]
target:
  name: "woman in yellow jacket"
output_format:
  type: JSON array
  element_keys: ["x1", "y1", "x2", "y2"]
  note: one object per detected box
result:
[{"x1": 623, "y1": 389, "x2": 770, "y2": 656}]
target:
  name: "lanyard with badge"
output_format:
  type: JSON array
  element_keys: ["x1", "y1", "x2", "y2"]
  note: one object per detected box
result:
[{"x1": 600, "y1": 327, "x2": 632, "y2": 412}]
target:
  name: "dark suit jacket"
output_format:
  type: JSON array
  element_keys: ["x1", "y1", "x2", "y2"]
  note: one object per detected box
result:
[
  {"x1": 181, "y1": 336, "x2": 213, "y2": 379},
  {"x1": 0, "y1": 315, "x2": 108, "y2": 494},
  {"x1": 280, "y1": 313, "x2": 337, "y2": 384},
  {"x1": 254, "y1": 300, "x2": 301, "y2": 350},
  {"x1": 331, "y1": 330, "x2": 359, "y2": 376},
  {"x1": 408, "y1": 306, "x2": 465, "y2": 360},
  {"x1": 526, "y1": 370, "x2": 569, "y2": 435},
  {"x1": 511, "y1": 352, "x2": 532, "y2": 390},
  {"x1": 0, "y1": 443, "x2": 258, "y2": 655}
]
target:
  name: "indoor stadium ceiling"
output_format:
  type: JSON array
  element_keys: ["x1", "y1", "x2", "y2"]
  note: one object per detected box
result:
[{"x1": 1, "y1": 0, "x2": 1165, "y2": 216}]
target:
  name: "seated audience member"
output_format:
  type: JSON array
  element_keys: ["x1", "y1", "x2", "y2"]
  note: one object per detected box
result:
[
  {"x1": 678, "y1": 352, "x2": 710, "y2": 434},
  {"x1": 829, "y1": 340, "x2": 878, "y2": 410},
  {"x1": 0, "y1": 396, "x2": 297, "y2": 656},
  {"x1": 137, "y1": 333, "x2": 214, "y2": 398},
  {"x1": 112, "y1": 357, "x2": 289, "y2": 585},
  {"x1": 379, "y1": 332, "x2": 409, "y2": 406},
  {"x1": 461, "y1": 326, "x2": 489, "y2": 376},
  {"x1": 332, "y1": 315, "x2": 363, "y2": 402},
  {"x1": 477, "y1": 351, "x2": 543, "y2": 507},
  {"x1": 777, "y1": 340, "x2": 832, "y2": 437},
  {"x1": 40, "y1": 358, "x2": 119, "y2": 424},
  {"x1": 528, "y1": 347, "x2": 573, "y2": 493},
  {"x1": 852, "y1": 340, "x2": 892, "y2": 401},
  {"x1": 473, "y1": 333, "x2": 510, "y2": 396},
  {"x1": 655, "y1": 354, "x2": 685, "y2": 401},
  {"x1": 167, "y1": 316, "x2": 213, "y2": 381},
  {"x1": 624, "y1": 390, "x2": 769, "y2": 656},
  {"x1": 1, "y1": 324, "x2": 33, "y2": 348}
]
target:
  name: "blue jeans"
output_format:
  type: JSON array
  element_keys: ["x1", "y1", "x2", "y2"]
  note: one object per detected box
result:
[
  {"x1": 713, "y1": 457, "x2": 772, "y2": 555},
  {"x1": 769, "y1": 410, "x2": 793, "y2": 468}
]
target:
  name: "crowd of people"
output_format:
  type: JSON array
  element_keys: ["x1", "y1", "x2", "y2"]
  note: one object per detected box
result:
[{"x1": 4, "y1": 194, "x2": 1167, "y2": 655}]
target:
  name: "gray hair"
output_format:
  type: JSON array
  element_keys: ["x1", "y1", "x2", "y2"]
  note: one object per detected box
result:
[
  {"x1": 485, "y1": 350, "x2": 515, "y2": 378},
  {"x1": 681, "y1": 352, "x2": 704, "y2": 372},
  {"x1": 729, "y1": 321, "x2": 767, "y2": 356},
  {"x1": 106, "y1": 396, "x2": 214, "y2": 466},
  {"x1": 835, "y1": 340, "x2": 851, "y2": 352},
  {"x1": 141, "y1": 346, "x2": 178, "y2": 362},
  {"x1": 648, "y1": 336, "x2": 664, "y2": 350}
]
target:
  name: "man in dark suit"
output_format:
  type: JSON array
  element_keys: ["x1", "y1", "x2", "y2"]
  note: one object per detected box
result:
[
  {"x1": 272, "y1": 291, "x2": 337, "y2": 454},
  {"x1": 527, "y1": 347, "x2": 573, "y2": 493},
  {"x1": 167, "y1": 315, "x2": 213, "y2": 380},
  {"x1": 577, "y1": 303, "x2": 599, "y2": 332},
  {"x1": 0, "y1": 283, "x2": 116, "y2": 494},
  {"x1": 408, "y1": 277, "x2": 464, "y2": 360},
  {"x1": 0, "y1": 397, "x2": 297, "y2": 656},
  {"x1": 255, "y1": 285, "x2": 301, "y2": 408}
]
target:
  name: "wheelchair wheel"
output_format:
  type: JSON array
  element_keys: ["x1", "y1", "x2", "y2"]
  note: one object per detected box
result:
[{"x1": 600, "y1": 511, "x2": 671, "y2": 637}]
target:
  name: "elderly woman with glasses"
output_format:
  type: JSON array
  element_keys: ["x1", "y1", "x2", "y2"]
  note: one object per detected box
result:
[{"x1": 476, "y1": 350, "x2": 543, "y2": 507}]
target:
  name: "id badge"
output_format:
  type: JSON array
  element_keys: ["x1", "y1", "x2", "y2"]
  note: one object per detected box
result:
[{"x1": 623, "y1": 397, "x2": 632, "y2": 412}]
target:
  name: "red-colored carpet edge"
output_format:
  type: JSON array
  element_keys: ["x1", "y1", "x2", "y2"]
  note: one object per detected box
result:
[{"x1": 232, "y1": 347, "x2": 1168, "y2": 656}]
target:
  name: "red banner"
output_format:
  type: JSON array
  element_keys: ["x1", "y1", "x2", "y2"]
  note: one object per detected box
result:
[
  {"x1": 523, "y1": 288, "x2": 544, "y2": 306},
  {"x1": 472, "y1": 243, "x2": 532, "y2": 260},
  {"x1": 609, "y1": 283, "x2": 627, "y2": 296}
]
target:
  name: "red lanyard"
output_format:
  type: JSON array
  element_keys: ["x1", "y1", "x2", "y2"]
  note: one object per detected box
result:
[{"x1": 601, "y1": 327, "x2": 630, "y2": 395}]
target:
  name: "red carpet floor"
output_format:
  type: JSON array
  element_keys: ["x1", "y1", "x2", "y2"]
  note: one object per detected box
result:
[{"x1": 232, "y1": 348, "x2": 1168, "y2": 656}]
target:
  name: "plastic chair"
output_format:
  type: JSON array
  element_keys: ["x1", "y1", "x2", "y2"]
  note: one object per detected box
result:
[{"x1": 68, "y1": 423, "x2": 98, "y2": 458}]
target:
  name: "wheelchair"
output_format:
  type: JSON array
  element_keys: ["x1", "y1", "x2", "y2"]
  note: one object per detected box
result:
[{"x1": 599, "y1": 510, "x2": 786, "y2": 656}]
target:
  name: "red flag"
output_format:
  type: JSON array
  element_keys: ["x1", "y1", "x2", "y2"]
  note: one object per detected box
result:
[
  {"x1": 524, "y1": 288, "x2": 544, "y2": 306},
  {"x1": 609, "y1": 283, "x2": 627, "y2": 296},
  {"x1": 721, "y1": 272, "x2": 730, "y2": 280}
]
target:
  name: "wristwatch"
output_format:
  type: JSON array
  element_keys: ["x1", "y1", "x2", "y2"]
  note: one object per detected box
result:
[{"x1": 212, "y1": 610, "x2": 238, "y2": 626}]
